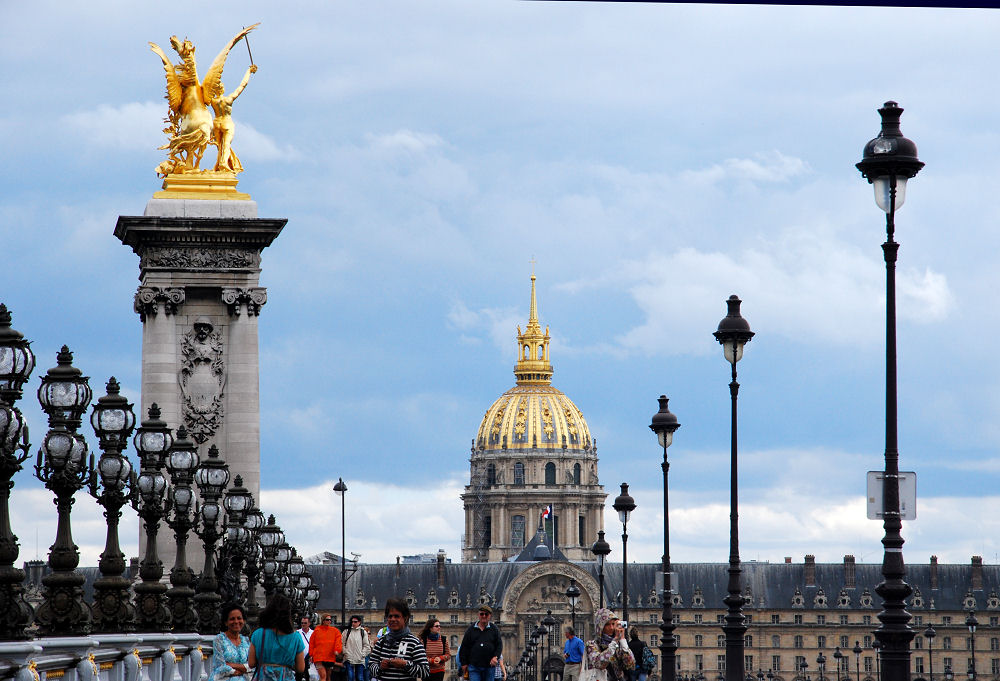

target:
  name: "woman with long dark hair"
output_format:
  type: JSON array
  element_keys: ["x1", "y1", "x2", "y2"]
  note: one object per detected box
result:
[
  {"x1": 249, "y1": 595, "x2": 307, "y2": 681},
  {"x1": 417, "y1": 618, "x2": 450, "y2": 681}
]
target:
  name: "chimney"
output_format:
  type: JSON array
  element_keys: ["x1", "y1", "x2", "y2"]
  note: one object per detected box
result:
[
  {"x1": 805, "y1": 555, "x2": 816, "y2": 587},
  {"x1": 844, "y1": 555, "x2": 856, "y2": 589},
  {"x1": 395, "y1": 555, "x2": 401, "y2": 578},
  {"x1": 930, "y1": 556, "x2": 938, "y2": 590},
  {"x1": 973, "y1": 556, "x2": 984, "y2": 591},
  {"x1": 785, "y1": 557, "x2": 792, "y2": 564},
  {"x1": 437, "y1": 549, "x2": 447, "y2": 586}
]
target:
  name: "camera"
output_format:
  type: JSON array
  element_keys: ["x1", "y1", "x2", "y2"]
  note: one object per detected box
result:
[{"x1": 620, "y1": 621, "x2": 628, "y2": 629}]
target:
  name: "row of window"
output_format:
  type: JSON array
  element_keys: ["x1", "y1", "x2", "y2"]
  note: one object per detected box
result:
[
  {"x1": 484, "y1": 514, "x2": 586, "y2": 548},
  {"x1": 681, "y1": 632, "x2": 994, "y2": 652},
  {"x1": 680, "y1": 655, "x2": 1000, "y2": 674},
  {"x1": 666, "y1": 613, "x2": 998, "y2": 629},
  {"x1": 483, "y1": 461, "x2": 583, "y2": 486}
]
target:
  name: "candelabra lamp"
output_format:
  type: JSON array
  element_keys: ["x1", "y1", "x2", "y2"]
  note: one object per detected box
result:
[
  {"x1": 88, "y1": 377, "x2": 138, "y2": 633},
  {"x1": 0, "y1": 304, "x2": 36, "y2": 639},
  {"x1": 131, "y1": 403, "x2": 173, "y2": 631},
  {"x1": 164, "y1": 426, "x2": 200, "y2": 631},
  {"x1": 33, "y1": 346, "x2": 94, "y2": 636},
  {"x1": 193, "y1": 444, "x2": 230, "y2": 633},
  {"x1": 243, "y1": 508, "x2": 265, "y2": 623},
  {"x1": 220, "y1": 475, "x2": 253, "y2": 603},
  {"x1": 259, "y1": 515, "x2": 285, "y2": 603}
]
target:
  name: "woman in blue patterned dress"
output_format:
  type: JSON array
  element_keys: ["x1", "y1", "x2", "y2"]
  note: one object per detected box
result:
[
  {"x1": 249, "y1": 595, "x2": 307, "y2": 681},
  {"x1": 213, "y1": 603, "x2": 252, "y2": 681}
]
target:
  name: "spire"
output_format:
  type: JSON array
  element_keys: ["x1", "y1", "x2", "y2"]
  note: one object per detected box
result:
[{"x1": 514, "y1": 273, "x2": 553, "y2": 385}]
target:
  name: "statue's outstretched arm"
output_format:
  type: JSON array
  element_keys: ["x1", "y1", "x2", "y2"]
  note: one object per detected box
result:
[
  {"x1": 203, "y1": 23, "x2": 260, "y2": 101},
  {"x1": 228, "y1": 64, "x2": 257, "y2": 100}
]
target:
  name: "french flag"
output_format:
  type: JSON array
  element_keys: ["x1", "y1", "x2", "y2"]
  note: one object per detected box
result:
[{"x1": 542, "y1": 504, "x2": 552, "y2": 519}]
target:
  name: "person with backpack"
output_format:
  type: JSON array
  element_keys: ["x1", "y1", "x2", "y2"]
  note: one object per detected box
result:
[
  {"x1": 626, "y1": 629, "x2": 652, "y2": 681},
  {"x1": 344, "y1": 616, "x2": 373, "y2": 681},
  {"x1": 458, "y1": 606, "x2": 502, "y2": 681}
]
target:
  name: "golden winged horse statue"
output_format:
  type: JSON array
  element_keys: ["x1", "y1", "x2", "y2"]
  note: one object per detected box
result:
[{"x1": 149, "y1": 24, "x2": 259, "y2": 177}]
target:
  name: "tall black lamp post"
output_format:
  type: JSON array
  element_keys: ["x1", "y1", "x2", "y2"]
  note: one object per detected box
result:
[
  {"x1": 856, "y1": 100, "x2": 923, "y2": 681},
  {"x1": 566, "y1": 578, "x2": 581, "y2": 633},
  {"x1": 164, "y1": 426, "x2": 200, "y2": 631},
  {"x1": 193, "y1": 444, "x2": 230, "y2": 633},
  {"x1": 132, "y1": 403, "x2": 173, "y2": 631},
  {"x1": 834, "y1": 649, "x2": 843, "y2": 681},
  {"x1": 220, "y1": 475, "x2": 253, "y2": 604},
  {"x1": 872, "y1": 641, "x2": 882, "y2": 681},
  {"x1": 0, "y1": 305, "x2": 35, "y2": 640},
  {"x1": 333, "y1": 477, "x2": 348, "y2": 625},
  {"x1": 651, "y1": 395, "x2": 681, "y2": 681},
  {"x1": 714, "y1": 296, "x2": 754, "y2": 681},
  {"x1": 591, "y1": 530, "x2": 611, "y2": 609},
  {"x1": 88, "y1": 377, "x2": 137, "y2": 633},
  {"x1": 853, "y1": 642, "x2": 862, "y2": 681},
  {"x1": 966, "y1": 612, "x2": 978, "y2": 681},
  {"x1": 34, "y1": 346, "x2": 94, "y2": 636},
  {"x1": 259, "y1": 514, "x2": 285, "y2": 603},
  {"x1": 818, "y1": 653, "x2": 827, "y2": 681},
  {"x1": 243, "y1": 508, "x2": 265, "y2": 623},
  {"x1": 543, "y1": 610, "x2": 558, "y2": 677},
  {"x1": 612, "y1": 483, "x2": 636, "y2": 624},
  {"x1": 924, "y1": 624, "x2": 936, "y2": 681}
]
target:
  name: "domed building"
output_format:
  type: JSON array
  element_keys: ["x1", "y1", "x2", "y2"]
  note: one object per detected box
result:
[{"x1": 462, "y1": 275, "x2": 607, "y2": 562}]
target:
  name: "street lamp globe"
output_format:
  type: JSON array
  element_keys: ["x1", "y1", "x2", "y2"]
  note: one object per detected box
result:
[
  {"x1": 856, "y1": 101, "x2": 924, "y2": 214},
  {"x1": 613, "y1": 482, "x2": 636, "y2": 525},
  {"x1": 0, "y1": 304, "x2": 36, "y2": 405},
  {"x1": 37, "y1": 346, "x2": 93, "y2": 430},
  {"x1": 714, "y1": 296, "x2": 754, "y2": 365},
  {"x1": 566, "y1": 579, "x2": 580, "y2": 608}
]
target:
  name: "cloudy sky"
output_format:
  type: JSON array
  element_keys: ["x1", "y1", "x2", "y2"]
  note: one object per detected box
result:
[{"x1": 4, "y1": 2, "x2": 1000, "y2": 571}]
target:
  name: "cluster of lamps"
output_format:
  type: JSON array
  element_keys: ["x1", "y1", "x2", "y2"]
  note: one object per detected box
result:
[
  {"x1": 516, "y1": 610, "x2": 559, "y2": 681},
  {"x1": 0, "y1": 304, "x2": 318, "y2": 639}
]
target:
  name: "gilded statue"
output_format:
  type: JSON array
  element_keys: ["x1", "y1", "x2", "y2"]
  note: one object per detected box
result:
[{"x1": 149, "y1": 24, "x2": 259, "y2": 177}]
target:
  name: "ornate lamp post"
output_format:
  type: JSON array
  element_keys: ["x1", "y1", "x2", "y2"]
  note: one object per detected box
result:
[
  {"x1": 818, "y1": 653, "x2": 827, "y2": 681},
  {"x1": 566, "y1": 578, "x2": 581, "y2": 633},
  {"x1": 193, "y1": 444, "x2": 230, "y2": 633},
  {"x1": 651, "y1": 395, "x2": 681, "y2": 681},
  {"x1": 924, "y1": 624, "x2": 936, "y2": 681},
  {"x1": 220, "y1": 475, "x2": 254, "y2": 604},
  {"x1": 965, "y1": 612, "x2": 978, "y2": 681},
  {"x1": 856, "y1": 101, "x2": 923, "y2": 681},
  {"x1": 243, "y1": 508, "x2": 265, "y2": 623},
  {"x1": 275, "y1": 540, "x2": 293, "y2": 599},
  {"x1": 853, "y1": 642, "x2": 862, "y2": 681},
  {"x1": 591, "y1": 530, "x2": 611, "y2": 609},
  {"x1": 132, "y1": 403, "x2": 173, "y2": 631},
  {"x1": 714, "y1": 296, "x2": 754, "y2": 681},
  {"x1": 834, "y1": 649, "x2": 843, "y2": 681},
  {"x1": 34, "y1": 346, "x2": 94, "y2": 636},
  {"x1": 259, "y1": 514, "x2": 284, "y2": 603},
  {"x1": 0, "y1": 305, "x2": 35, "y2": 640},
  {"x1": 543, "y1": 610, "x2": 558, "y2": 675},
  {"x1": 872, "y1": 642, "x2": 882, "y2": 681},
  {"x1": 164, "y1": 426, "x2": 200, "y2": 631},
  {"x1": 612, "y1": 483, "x2": 636, "y2": 624},
  {"x1": 88, "y1": 377, "x2": 137, "y2": 633},
  {"x1": 286, "y1": 548, "x2": 306, "y2": 616},
  {"x1": 333, "y1": 477, "x2": 348, "y2": 625}
]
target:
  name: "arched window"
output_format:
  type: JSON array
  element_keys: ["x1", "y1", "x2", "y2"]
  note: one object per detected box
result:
[
  {"x1": 573, "y1": 463, "x2": 581, "y2": 485},
  {"x1": 486, "y1": 463, "x2": 496, "y2": 486},
  {"x1": 514, "y1": 462, "x2": 525, "y2": 486},
  {"x1": 545, "y1": 462, "x2": 556, "y2": 485}
]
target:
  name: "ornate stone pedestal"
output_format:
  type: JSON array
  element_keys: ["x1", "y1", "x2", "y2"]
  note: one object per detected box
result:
[{"x1": 115, "y1": 200, "x2": 285, "y2": 570}]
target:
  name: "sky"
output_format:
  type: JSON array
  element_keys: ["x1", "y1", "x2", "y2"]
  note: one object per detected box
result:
[{"x1": 3, "y1": 2, "x2": 1000, "y2": 571}]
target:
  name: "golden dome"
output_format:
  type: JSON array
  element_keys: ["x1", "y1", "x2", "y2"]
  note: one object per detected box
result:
[{"x1": 474, "y1": 275, "x2": 593, "y2": 453}]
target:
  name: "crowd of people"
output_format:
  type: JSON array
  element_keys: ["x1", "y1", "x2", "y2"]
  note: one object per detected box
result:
[{"x1": 212, "y1": 599, "x2": 655, "y2": 681}]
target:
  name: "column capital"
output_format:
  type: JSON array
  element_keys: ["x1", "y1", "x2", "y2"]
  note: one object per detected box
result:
[
  {"x1": 134, "y1": 287, "x2": 186, "y2": 322},
  {"x1": 222, "y1": 288, "x2": 267, "y2": 316}
]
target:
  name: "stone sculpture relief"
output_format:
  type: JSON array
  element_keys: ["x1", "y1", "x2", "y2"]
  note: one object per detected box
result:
[
  {"x1": 141, "y1": 247, "x2": 260, "y2": 270},
  {"x1": 179, "y1": 317, "x2": 226, "y2": 444}
]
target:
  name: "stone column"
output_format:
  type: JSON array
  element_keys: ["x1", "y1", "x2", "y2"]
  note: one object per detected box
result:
[{"x1": 116, "y1": 201, "x2": 285, "y2": 569}]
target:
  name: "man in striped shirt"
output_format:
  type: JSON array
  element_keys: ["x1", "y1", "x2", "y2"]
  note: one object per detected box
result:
[{"x1": 367, "y1": 598, "x2": 429, "y2": 681}]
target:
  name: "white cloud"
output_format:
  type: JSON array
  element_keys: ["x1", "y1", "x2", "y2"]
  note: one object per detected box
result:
[
  {"x1": 447, "y1": 302, "x2": 522, "y2": 355},
  {"x1": 61, "y1": 101, "x2": 165, "y2": 151},
  {"x1": 366, "y1": 130, "x2": 444, "y2": 154},
  {"x1": 235, "y1": 122, "x2": 302, "y2": 162},
  {"x1": 681, "y1": 151, "x2": 810, "y2": 186}
]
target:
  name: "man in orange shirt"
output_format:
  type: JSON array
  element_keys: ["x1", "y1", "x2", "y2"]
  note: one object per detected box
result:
[{"x1": 310, "y1": 614, "x2": 344, "y2": 681}]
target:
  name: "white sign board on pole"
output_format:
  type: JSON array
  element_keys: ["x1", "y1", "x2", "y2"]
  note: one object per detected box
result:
[{"x1": 866, "y1": 471, "x2": 916, "y2": 520}]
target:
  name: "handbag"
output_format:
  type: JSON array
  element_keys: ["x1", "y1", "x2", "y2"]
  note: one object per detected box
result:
[{"x1": 579, "y1": 655, "x2": 608, "y2": 681}]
